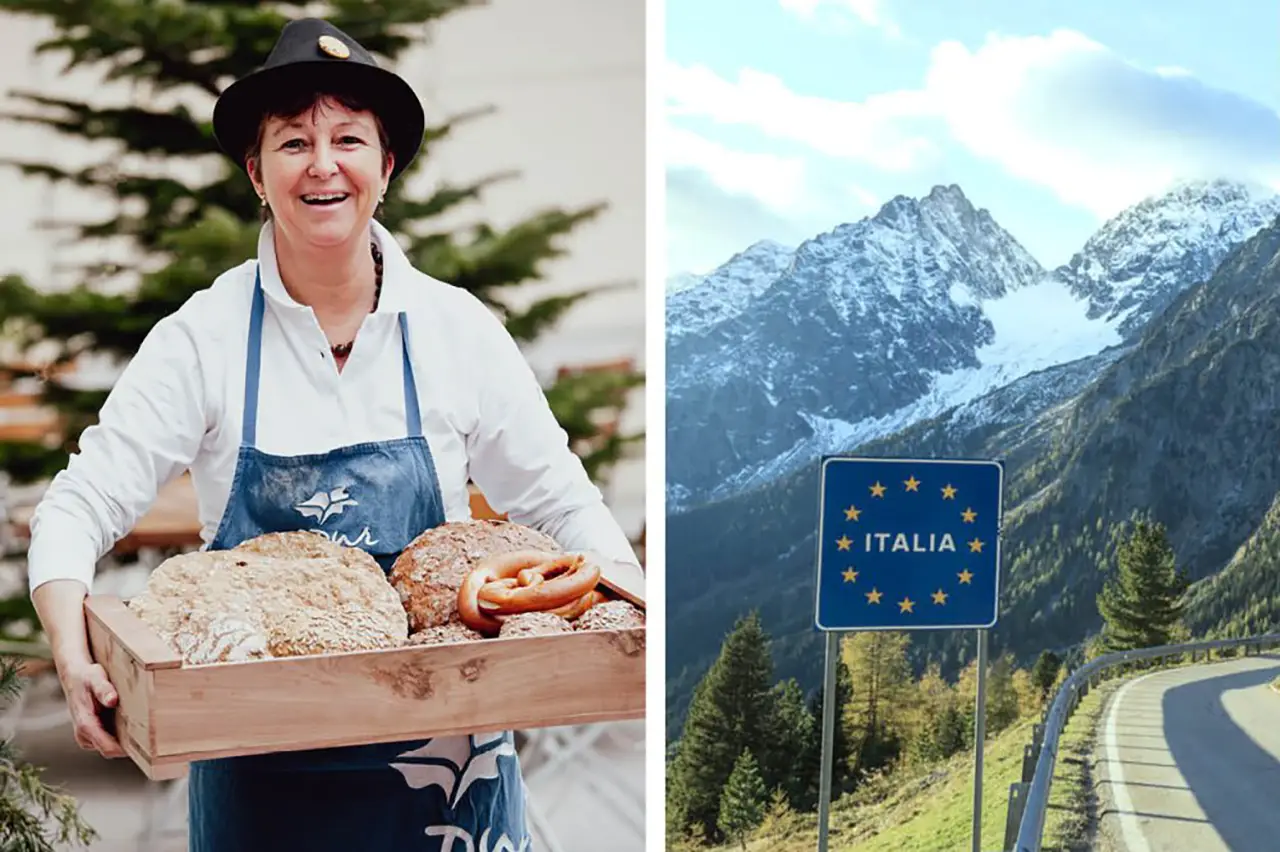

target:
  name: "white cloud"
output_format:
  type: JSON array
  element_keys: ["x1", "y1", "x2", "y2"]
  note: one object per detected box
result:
[
  {"x1": 780, "y1": 0, "x2": 901, "y2": 39},
  {"x1": 665, "y1": 127, "x2": 881, "y2": 274},
  {"x1": 665, "y1": 126, "x2": 809, "y2": 214},
  {"x1": 666, "y1": 30, "x2": 1280, "y2": 220},
  {"x1": 924, "y1": 29, "x2": 1280, "y2": 216},
  {"x1": 665, "y1": 61, "x2": 935, "y2": 172}
]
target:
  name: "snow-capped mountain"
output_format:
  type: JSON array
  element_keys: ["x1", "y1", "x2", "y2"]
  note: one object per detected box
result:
[
  {"x1": 666, "y1": 271, "x2": 703, "y2": 295},
  {"x1": 666, "y1": 240, "x2": 793, "y2": 340},
  {"x1": 665, "y1": 179, "x2": 1280, "y2": 513},
  {"x1": 1057, "y1": 179, "x2": 1280, "y2": 339}
]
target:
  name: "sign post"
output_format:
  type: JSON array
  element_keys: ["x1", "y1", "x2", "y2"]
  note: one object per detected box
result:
[{"x1": 813, "y1": 456, "x2": 1003, "y2": 852}]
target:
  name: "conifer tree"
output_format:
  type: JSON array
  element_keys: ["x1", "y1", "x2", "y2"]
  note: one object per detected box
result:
[
  {"x1": 909, "y1": 663, "x2": 964, "y2": 764},
  {"x1": 764, "y1": 677, "x2": 812, "y2": 807},
  {"x1": 718, "y1": 748, "x2": 768, "y2": 852},
  {"x1": 1030, "y1": 650, "x2": 1062, "y2": 704},
  {"x1": 666, "y1": 611, "x2": 775, "y2": 842},
  {"x1": 841, "y1": 631, "x2": 911, "y2": 777},
  {"x1": 1097, "y1": 513, "x2": 1189, "y2": 651},
  {"x1": 0, "y1": 659, "x2": 96, "y2": 850},
  {"x1": 0, "y1": 0, "x2": 642, "y2": 485}
]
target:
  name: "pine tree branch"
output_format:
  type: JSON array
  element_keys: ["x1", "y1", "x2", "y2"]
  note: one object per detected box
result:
[
  {"x1": 406, "y1": 203, "x2": 609, "y2": 309},
  {"x1": 383, "y1": 172, "x2": 517, "y2": 224},
  {"x1": 0, "y1": 95, "x2": 214, "y2": 157},
  {"x1": 502, "y1": 282, "x2": 631, "y2": 343},
  {"x1": 0, "y1": 659, "x2": 97, "y2": 849}
]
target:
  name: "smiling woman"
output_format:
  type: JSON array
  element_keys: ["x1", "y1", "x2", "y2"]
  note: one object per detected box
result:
[
  {"x1": 246, "y1": 92, "x2": 394, "y2": 361},
  {"x1": 24, "y1": 15, "x2": 642, "y2": 852}
]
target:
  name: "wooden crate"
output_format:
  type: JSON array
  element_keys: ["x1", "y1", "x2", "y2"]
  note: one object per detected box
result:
[{"x1": 85, "y1": 594, "x2": 645, "y2": 781}]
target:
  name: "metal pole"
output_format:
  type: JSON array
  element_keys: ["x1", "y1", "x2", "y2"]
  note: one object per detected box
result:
[
  {"x1": 972, "y1": 629, "x2": 988, "y2": 852},
  {"x1": 817, "y1": 630, "x2": 840, "y2": 852}
]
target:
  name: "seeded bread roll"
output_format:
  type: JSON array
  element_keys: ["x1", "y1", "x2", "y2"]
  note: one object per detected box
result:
[
  {"x1": 406, "y1": 621, "x2": 485, "y2": 646},
  {"x1": 574, "y1": 600, "x2": 645, "y2": 632},
  {"x1": 388, "y1": 520, "x2": 562, "y2": 631},
  {"x1": 498, "y1": 611, "x2": 573, "y2": 638}
]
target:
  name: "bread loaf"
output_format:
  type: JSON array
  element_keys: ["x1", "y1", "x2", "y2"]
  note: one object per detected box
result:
[
  {"x1": 405, "y1": 621, "x2": 484, "y2": 646},
  {"x1": 574, "y1": 600, "x2": 645, "y2": 632},
  {"x1": 389, "y1": 520, "x2": 562, "y2": 631},
  {"x1": 498, "y1": 612, "x2": 574, "y2": 638},
  {"x1": 127, "y1": 532, "x2": 409, "y2": 665}
]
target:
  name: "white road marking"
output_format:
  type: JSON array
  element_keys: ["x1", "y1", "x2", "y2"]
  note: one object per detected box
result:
[{"x1": 1104, "y1": 670, "x2": 1163, "y2": 852}]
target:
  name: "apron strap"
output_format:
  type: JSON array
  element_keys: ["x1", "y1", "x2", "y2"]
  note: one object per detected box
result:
[
  {"x1": 242, "y1": 267, "x2": 266, "y2": 447},
  {"x1": 398, "y1": 312, "x2": 423, "y2": 438},
  {"x1": 241, "y1": 266, "x2": 423, "y2": 443}
]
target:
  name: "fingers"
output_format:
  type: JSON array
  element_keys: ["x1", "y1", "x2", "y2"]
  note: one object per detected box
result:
[
  {"x1": 86, "y1": 665, "x2": 118, "y2": 709},
  {"x1": 64, "y1": 664, "x2": 125, "y2": 758}
]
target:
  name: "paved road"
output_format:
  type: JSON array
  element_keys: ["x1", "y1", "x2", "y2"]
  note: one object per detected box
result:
[{"x1": 1094, "y1": 654, "x2": 1280, "y2": 852}]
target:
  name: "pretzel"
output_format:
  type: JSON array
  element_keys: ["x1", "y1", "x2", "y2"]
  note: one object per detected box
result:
[
  {"x1": 457, "y1": 550, "x2": 602, "y2": 636},
  {"x1": 547, "y1": 589, "x2": 610, "y2": 620}
]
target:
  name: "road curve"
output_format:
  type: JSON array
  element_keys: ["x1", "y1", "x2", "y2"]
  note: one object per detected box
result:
[{"x1": 1094, "y1": 653, "x2": 1280, "y2": 852}]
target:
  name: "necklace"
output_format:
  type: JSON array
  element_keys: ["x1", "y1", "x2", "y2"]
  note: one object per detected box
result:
[{"x1": 330, "y1": 240, "x2": 382, "y2": 359}]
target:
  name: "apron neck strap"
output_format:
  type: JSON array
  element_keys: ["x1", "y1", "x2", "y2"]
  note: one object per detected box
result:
[{"x1": 398, "y1": 312, "x2": 423, "y2": 437}]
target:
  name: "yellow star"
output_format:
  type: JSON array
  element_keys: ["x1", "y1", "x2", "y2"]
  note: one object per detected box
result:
[
  {"x1": 941, "y1": 484, "x2": 957, "y2": 499},
  {"x1": 898, "y1": 597, "x2": 915, "y2": 613},
  {"x1": 842, "y1": 567, "x2": 858, "y2": 583},
  {"x1": 932, "y1": 589, "x2": 948, "y2": 605},
  {"x1": 836, "y1": 535, "x2": 852, "y2": 551},
  {"x1": 869, "y1": 481, "x2": 886, "y2": 498},
  {"x1": 844, "y1": 505, "x2": 862, "y2": 521},
  {"x1": 968, "y1": 537, "x2": 984, "y2": 553},
  {"x1": 904, "y1": 475, "x2": 921, "y2": 492},
  {"x1": 958, "y1": 569, "x2": 973, "y2": 584},
  {"x1": 961, "y1": 508, "x2": 977, "y2": 523},
  {"x1": 865, "y1": 588, "x2": 883, "y2": 604}
]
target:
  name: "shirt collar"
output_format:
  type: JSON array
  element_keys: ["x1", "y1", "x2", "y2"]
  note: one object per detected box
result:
[{"x1": 255, "y1": 218, "x2": 411, "y2": 315}]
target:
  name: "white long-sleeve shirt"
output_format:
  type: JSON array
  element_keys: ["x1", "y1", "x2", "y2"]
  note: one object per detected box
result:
[{"x1": 26, "y1": 219, "x2": 639, "y2": 592}]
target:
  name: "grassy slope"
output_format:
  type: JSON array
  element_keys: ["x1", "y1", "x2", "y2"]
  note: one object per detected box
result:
[{"x1": 708, "y1": 684, "x2": 1116, "y2": 852}]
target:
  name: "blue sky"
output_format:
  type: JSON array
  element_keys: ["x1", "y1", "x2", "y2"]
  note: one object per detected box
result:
[{"x1": 665, "y1": 0, "x2": 1280, "y2": 275}]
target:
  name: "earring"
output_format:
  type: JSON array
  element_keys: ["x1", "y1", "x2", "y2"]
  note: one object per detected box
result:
[{"x1": 259, "y1": 195, "x2": 266, "y2": 206}]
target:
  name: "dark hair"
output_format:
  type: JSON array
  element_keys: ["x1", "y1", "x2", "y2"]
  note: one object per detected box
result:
[{"x1": 246, "y1": 86, "x2": 393, "y2": 221}]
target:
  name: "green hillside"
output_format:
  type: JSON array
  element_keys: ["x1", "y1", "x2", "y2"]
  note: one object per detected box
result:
[{"x1": 678, "y1": 681, "x2": 1113, "y2": 852}]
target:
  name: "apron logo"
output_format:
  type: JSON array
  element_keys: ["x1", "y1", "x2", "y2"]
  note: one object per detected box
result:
[
  {"x1": 296, "y1": 486, "x2": 359, "y2": 524},
  {"x1": 389, "y1": 733, "x2": 528, "y2": 850},
  {"x1": 294, "y1": 486, "x2": 379, "y2": 547},
  {"x1": 388, "y1": 733, "x2": 516, "y2": 809},
  {"x1": 425, "y1": 825, "x2": 529, "y2": 852}
]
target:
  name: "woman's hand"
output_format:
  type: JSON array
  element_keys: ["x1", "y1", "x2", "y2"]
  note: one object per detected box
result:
[
  {"x1": 32, "y1": 579, "x2": 126, "y2": 759},
  {"x1": 56, "y1": 657, "x2": 125, "y2": 758}
]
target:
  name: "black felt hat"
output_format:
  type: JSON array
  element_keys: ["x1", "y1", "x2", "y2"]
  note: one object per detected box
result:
[{"x1": 212, "y1": 18, "x2": 425, "y2": 181}]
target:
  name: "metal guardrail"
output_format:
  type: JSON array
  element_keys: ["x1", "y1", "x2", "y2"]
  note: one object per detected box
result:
[{"x1": 1004, "y1": 631, "x2": 1280, "y2": 852}]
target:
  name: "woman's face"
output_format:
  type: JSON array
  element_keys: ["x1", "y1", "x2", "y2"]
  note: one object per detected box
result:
[{"x1": 249, "y1": 96, "x2": 392, "y2": 250}]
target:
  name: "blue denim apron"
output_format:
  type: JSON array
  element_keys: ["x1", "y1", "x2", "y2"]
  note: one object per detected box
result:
[{"x1": 186, "y1": 267, "x2": 530, "y2": 851}]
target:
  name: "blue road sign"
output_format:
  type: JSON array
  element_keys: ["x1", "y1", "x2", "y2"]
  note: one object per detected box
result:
[{"x1": 814, "y1": 456, "x2": 1003, "y2": 631}]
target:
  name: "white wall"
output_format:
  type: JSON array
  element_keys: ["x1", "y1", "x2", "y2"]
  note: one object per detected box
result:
[{"x1": 0, "y1": 0, "x2": 648, "y2": 540}]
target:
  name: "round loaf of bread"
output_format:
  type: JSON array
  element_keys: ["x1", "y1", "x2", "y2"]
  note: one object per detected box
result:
[
  {"x1": 128, "y1": 535, "x2": 409, "y2": 665},
  {"x1": 234, "y1": 530, "x2": 383, "y2": 578},
  {"x1": 498, "y1": 611, "x2": 573, "y2": 638},
  {"x1": 406, "y1": 621, "x2": 485, "y2": 646},
  {"x1": 388, "y1": 520, "x2": 561, "y2": 631},
  {"x1": 574, "y1": 600, "x2": 645, "y2": 632}
]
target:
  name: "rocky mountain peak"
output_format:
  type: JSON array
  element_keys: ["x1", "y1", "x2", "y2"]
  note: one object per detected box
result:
[
  {"x1": 1056, "y1": 178, "x2": 1280, "y2": 338},
  {"x1": 665, "y1": 238, "x2": 795, "y2": 340}
]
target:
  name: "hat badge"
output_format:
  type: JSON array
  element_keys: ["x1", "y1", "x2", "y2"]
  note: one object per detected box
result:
[{"x1": 317, "y1": 34, "x2": 350, "y2": 59}]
